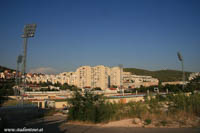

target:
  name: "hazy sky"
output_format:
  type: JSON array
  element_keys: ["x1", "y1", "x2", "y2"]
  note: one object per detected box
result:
[{"x1": 0, "y1": 0, "x2": 200, "y2": 74}]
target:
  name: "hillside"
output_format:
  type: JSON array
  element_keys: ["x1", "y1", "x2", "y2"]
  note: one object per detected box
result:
[
  {"x1": 123, "y1": 68, "x2": 192, "y2": 82},
  {"x1": 0, "y1": 65, "x2": 15, "y2": 72}
]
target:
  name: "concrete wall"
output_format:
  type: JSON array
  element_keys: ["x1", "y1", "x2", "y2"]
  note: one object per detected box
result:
[
  {"x1": 30, "y1": 96, "x2": 145, "y2": 109},
  {"x1": 107, "y1": 96, "x2": 144, "y2": 104},
  {"x1": 55, "y1": 101, "x2": 68, "y2": 109}
]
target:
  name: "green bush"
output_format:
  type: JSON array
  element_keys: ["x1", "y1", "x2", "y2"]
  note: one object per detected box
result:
[
  {"x1": 167, "y1": 93, "x2": 200, "y2": 116},
  {"x1": 146, "y1": 96, "x2": 161, "y2": 114},
  {"x1": 127, "y1": 102, "x2": 148, "y2": 118},
  {"x1": 145, "y1": 119, "x2": 152, "y2": 125},
  {"x1": 68, "y1": 90, "x2": 149, "y2": 123},
  {"x1": 160, "y1": 120, "x2": 167, "y2": 126},
  {"x1": 68, "y1": 90, "x2": 112, "y2": 123},
  {"x1": 67, "y1": 89, "x2": 200, "y2": 123}
]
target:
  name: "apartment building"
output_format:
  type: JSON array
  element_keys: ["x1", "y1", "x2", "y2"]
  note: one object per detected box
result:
[
  {"x1": 189, "y1": 72, "x2": 200, "y2": 81},
  {"x1": 26, "y1": 65, "x2": 122, "y2": 90},
  {"x1": 58, "y1": 72, "x2": 76, "y2": 85},
  {"x1": 76, "y1": 66, "x2": 92, "y2": 88},
  {"x1": 123, "y1": 72, "x2": 159, "y2": 88},
  {"x1": 91, "y1": 65, "x2": 110, "y2": 89},
  {"x1": 0, "y1": 72, "x2": 5, "y2": 79},
  {"x1": 26, "y1": 66, "x2": 161, "y2": 90},
  {"x1": 76, "y1": 65, "x2": 122, "y2": 90},
  {"x1": 110, "y1": 66, "x2": 122, "y2": 87}
]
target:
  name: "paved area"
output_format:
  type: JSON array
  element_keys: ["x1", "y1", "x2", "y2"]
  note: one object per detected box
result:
[
  {"x1": 25, "y1": 115, "x2": 200, "y2": 133},
  {"x1": 25, "y1": 114, "x2": 67, "y2": 133},
  {"x1": 60, "y1": 124, "x2": 200, "y2": 133}
]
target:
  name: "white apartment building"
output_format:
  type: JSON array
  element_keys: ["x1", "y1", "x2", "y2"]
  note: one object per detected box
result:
[
  {"x1": 26, "y1": 65, "x2": 122, "y2": 90},
  {"x1": 75, "y1": 65, "x2": 120, "y2": 90},
  {"x1": 110, "y1": 66, "x2": 122, "y2": 87},
  {"x1": 60, "y1": 72, "x2": 77, "y2": 86},
  {"x1": 189, "y1": 72, "x2": 200, "y2": 81},
  {"x1": 123, "y1": 72, "x2": 159, "y2": 88},
  {"x1": 0, "y1": 72, "x2": 5, "y2": 79},
  {"x1": 76, "y1": 66, "x2": 92, "y2": 88},
  {"x1": 91, "y1": 65, "x2": 110, "y2": 89},
  {"x1": 26, "y1": 66, "x2": 160, "y2": 89}
]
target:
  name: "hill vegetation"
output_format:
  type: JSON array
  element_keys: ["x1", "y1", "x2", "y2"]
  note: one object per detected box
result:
[
  {"x1": 124, "y1": 68, "x2": 192, "y2": 82},
  {"x1": 0, "y1": 65, "x2": 15, "y2": 72}
]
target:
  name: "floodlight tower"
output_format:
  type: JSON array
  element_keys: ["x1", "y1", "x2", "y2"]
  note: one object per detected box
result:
[
  {"x1": 119, "y1": 64, "x2": 123, "y2": 95},
  {"x1": 15, "y1": 55, "x2": 23, "y2": 95},
  {"x1": 177, "y1": 52, "x2": 185, "y2": 89},
  {"x1": 119, "y1": 64, "x2": 123, "y2": 88},
  {"x1": 21, "y1": 24, "x2": 37, "y2": 105}
]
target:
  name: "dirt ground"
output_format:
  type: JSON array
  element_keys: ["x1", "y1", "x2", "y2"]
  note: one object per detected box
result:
[{"x1": 22, "y1": 114, "x2": 200, "y2": 133}]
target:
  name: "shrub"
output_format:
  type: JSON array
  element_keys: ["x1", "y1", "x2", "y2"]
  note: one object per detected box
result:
[
  {"x1": 68, "y1": 90, "x2": 113, "y2": 123},
  {"x1": 68, "y1": 90, "x2": 149, "y2": 123},
  {"x1": 168, "y1": 93, "x2": 200, "y2": 116},
  {"x1": 160, "y1": 120, "x2": 167, "y2": 126},
  {"x1": 67, "y1": 89, "x2": 200, "y2": 124},
  {"x1": 128, "y1": 102, "x2": 148, "y2": 118},
  {"x1": 145, "y1": 119, "x2": 152, "y2": 125},
  {"x1": 146, "y1": 96, "x2": 161, "y2": 114}
]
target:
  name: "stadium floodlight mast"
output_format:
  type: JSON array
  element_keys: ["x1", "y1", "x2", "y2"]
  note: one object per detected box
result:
[
  {"x1": 119, "y1": 64, "x2": 124, "y2": 95},
  {"x1": 177, "y1": 52, "x2": 185, "y2": 89},
  {"x1": 15, "y1": 55, "x2": 23, "y2": 95},
  {"x1": 21, "y1": 24, "x2": 37, "y2": 106}
]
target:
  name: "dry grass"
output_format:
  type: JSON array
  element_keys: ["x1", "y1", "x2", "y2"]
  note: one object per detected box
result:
[{"x1": 137, "y1": 110, "x2": 200, "y2": 127}]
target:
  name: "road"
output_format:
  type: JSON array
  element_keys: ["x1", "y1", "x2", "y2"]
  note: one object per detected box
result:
[{"x1": 24, "y1": 115, "x2": 200, "y2": 133}]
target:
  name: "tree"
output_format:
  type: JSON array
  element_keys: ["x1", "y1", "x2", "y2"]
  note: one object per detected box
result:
[
  {"x1": 92, "y1": 87, "x2": 102, "y2": 91},
  {"x1": 110, "y1": 85, "x2": 117, "y2": 88},
  {"x1": 67, "y1": 90, "x2": 110, "y2": 123},
  {"x1": 54, "y1": 82, "x2": 62, "y2": 87},
  {"x1": 0, "y1": 79, "x2": 15, "y2": 106},
  {"x1": 60, "y1": 83, "x2": 69, "y2": 90}
]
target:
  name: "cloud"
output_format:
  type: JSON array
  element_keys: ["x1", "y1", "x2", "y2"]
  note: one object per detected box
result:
[{"x1": 29, "y1": 67, "x2": 57, "y2": 74}]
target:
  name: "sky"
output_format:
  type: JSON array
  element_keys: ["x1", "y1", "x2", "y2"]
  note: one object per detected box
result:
[{"x1": 0, "y1": 0, "x2": 200, "y2": 74}]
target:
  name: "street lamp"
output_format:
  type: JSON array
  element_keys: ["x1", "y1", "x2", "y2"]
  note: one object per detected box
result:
[
  {"x1": 21, "y1": 24, "x2": 37, "y2": 105},
  {"x1": 177, "y1": 52, "x2": 185, "y2": 89}
]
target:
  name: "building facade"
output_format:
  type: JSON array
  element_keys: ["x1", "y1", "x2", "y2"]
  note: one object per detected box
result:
[
  {"x1": 123, "y1": 72, "x2": 159, "y2": 88},
  {"x1": 75, "y1": 65, "x2": 121, "y2": 90},
  {"x1": 26, "y1": 65, "x2": 122, "y2": 90}
]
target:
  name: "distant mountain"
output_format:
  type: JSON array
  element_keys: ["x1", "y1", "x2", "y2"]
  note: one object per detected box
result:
[
  {"x1": 0, "y1": 65, "x2": 15, "y2": 72},
  {"x1": 123, "y1": 68, "x2": 192, "y2": 82}
]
